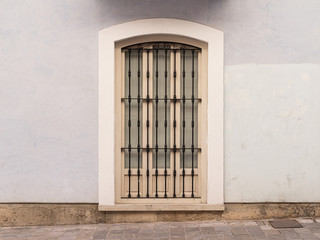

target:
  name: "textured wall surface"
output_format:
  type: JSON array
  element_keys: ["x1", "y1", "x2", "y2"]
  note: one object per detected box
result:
[
  {"x1": 225, "y1": 64, "x2": 320, "y2": 202},
  {"x1": 1, "y1": 203, "x2": 320, "y2": 226},
  {"x1": 1, "y1": 0, "x2": 320, "y2": 202}
]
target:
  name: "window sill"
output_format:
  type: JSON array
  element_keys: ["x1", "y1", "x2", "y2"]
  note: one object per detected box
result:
[{"x1": 98, "y1": 204, "x2": 225, "y2": 212}]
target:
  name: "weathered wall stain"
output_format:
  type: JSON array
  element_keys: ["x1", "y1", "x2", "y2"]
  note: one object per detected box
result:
[{"x1": 2, "y1": 203, "x2": 320, "y2": 226}]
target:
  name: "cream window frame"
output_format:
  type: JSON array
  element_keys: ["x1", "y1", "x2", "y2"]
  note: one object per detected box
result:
[
  {"x1": 116, "y1": 37, "x2": 206, "y2": 204},
  {"x1": 99, "y1": 19, "x2": 224, "y2": 211}
]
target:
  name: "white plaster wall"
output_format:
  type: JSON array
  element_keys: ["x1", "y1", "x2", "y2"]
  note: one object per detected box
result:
[
  {"x1": 225, "y1": 64, "x2": 320, "y2": 202},
  {"x1": 1, "y1": 0, "x2": 320, "y2": 202},
  {"x1": 0, "y1": 0, "x2": 100, "y2": 202}
]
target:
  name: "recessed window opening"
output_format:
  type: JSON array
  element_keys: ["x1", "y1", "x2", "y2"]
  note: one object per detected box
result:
[{"x1": 121, "y1": 42, "x2": 202, "y2": 199}]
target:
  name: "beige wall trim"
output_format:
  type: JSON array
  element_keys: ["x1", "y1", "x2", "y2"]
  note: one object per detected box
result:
[
  {"x1": 2, "y1": 203, "x2": 320, "y2": 226},
  {"x1": 98, "y1": 204, "x2": 225, "y2": 212}
]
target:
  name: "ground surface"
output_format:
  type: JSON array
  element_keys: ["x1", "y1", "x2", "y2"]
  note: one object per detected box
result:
[{"x1": 1, "y1": 218, "x2": 320, "y2": 240}]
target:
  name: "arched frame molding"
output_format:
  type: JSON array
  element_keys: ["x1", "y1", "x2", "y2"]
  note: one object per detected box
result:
[{"x1": 99, "y1": 18, "x2": 224, "y2": 209}]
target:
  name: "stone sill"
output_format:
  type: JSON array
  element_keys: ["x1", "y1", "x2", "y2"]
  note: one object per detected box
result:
[{"x1": 98, "y1": 204, "x2": 225, "y2": 211}]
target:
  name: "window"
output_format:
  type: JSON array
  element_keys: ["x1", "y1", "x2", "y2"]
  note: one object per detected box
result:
[
  {"x1": 99, "y1": 19, "x2": 224, "y2": 210},
  {"x1": 114, "y1": 36, "x2": 208, "y2": 204}
]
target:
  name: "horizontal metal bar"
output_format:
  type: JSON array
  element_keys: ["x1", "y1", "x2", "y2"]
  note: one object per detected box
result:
[
  {"x1": 121, "y1": 98, "x2": 202, "y2": 102},
  {"x1": 123, "y1": 48, "x2": 201, "y2": 51},
  {"x1": 122, "y1": 42, "x2": 201, "y2": 51},
  {"x1": 121, "y1": 147, "x2": 201, "y2": 151},
  {"x1": 121, "y1": 197, "x2": 201, "y2": 199}
]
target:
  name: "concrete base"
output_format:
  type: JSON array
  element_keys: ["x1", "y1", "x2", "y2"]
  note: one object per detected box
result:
[
  {"x1": 0, "y1": 204, "x2": 105, "y2": 227},
  {"x1": 1, "y1": 203, "x2": 320, "y2": 226}
]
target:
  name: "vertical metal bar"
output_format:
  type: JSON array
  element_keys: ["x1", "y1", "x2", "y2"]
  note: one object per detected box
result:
[
  {"x1": 137, "y1": 49, "x2": 141, "y2": 198},
  {"x1": 155, "y1": 49, "x2": 159, "y2": 198},
  {"x1": 128, "y1": 50, "x2": 132, "y2": 198},
  {"x1": 146, "y1": 50, "x2": 150, "y2": 198},
  {"x1": 173, "y1": 50, "x2": 177, "y2": 198},
  {"x1": 182, "y1": 49, "x2": 186, "y2": 198},
  {"x1": 164, "y1": 49, "x2": 168, "y2": 198},
  {"x1": 191, "y1": 50, "x2": 195, "y2": 198}
]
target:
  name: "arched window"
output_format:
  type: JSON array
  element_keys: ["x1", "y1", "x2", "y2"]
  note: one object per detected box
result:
[{"x1": 99, "y1": 19, "x2": 224, "y2": 211}]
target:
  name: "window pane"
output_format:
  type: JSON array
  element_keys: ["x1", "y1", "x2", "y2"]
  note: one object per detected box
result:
[
  {"x1": 180, "y1": 50, "x2": 198, "y2": 168},
  {"x1": 124, "y1": 50, "x2": 143, "y2": 168},
  {"x1": 153, "y1": 49, "x2": 171, "y2": 168}
]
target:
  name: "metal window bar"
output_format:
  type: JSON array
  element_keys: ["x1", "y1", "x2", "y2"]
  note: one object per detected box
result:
[
  {"x1": 122, "y1": 43, "x2": 201, "y2": 199},
  {"x1": 137, "y1": 49, "x2": 141, "y2": 198},
  {"x1": 146, "y1": 50, "x2": 150, "y2": 198},
  {"x1": 123, "y1": 42, "x2": 200, "y2": 51},
  {"x1": 164, "y1": 49, "x2": 168, "y2": 198},
  {"x1": 121, "y1": 98, "x2": 201, "y2": 102},
  {"x1": 128, "y1": 50, "x2": 132, "y2": 198},
  {"x1": 191, "y1": 50, "x2": 195, "y2": 198},
  {"x1": 122, "y1": 147, "x2": 201, "y2": 151},
  {"x1": 173, "y1": 50, "x2": 177, "y2": 198},
  {"x1": 182, "y1": 49, "x2": 186, "y2": 198},
  {"x1": 123, "y1": 48, "x2": 199, "y2": 52},
  {"x1": 155, "y1": 49, "x2": 159, "y2": 198}
]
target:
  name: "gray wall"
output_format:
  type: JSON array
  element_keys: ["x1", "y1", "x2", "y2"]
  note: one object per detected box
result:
[{"x1": 1, "y1": 0, "x2": 320, "y2": 202}]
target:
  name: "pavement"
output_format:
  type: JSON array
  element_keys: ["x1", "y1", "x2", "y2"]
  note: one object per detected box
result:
[{"x1": 1, "y1": 218, "x2": 320, "y2": 240}]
